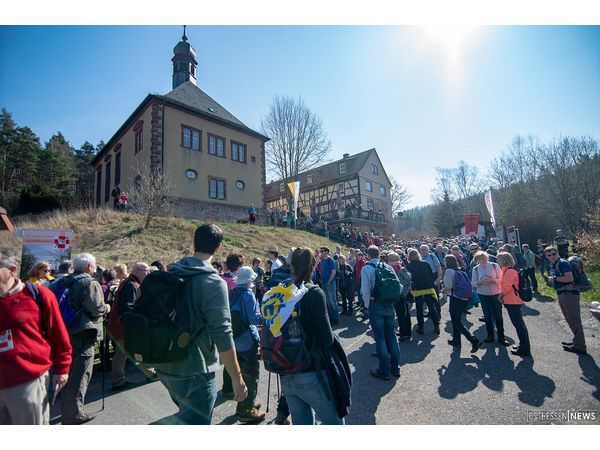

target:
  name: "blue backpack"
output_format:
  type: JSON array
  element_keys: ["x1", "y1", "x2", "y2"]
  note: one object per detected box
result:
[
  {"x1": 452, "y1": 270, "x2": 473, "y2": 299},
  {"x1": 50, "y1": 274, "x2": 86, "y2": 328}
]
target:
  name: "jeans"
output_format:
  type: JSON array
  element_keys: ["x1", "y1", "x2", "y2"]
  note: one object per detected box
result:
[
  {"x1": 479, "y1": 294, "x2": 505, "y2": 341},
  {"x1": 449, "y1": 296, "x2": 476, "y2": 344},
  {"x1": 323, "y1": 281, "x2": 339, "y2": 325},
  {"x1": 504, "y1": 304, "x2": 530, "y2": 353},
  {"x1": 280, "y1": 370, "x2": 344, "y2": 425},
  {"x1": 157, "y1": 371, "x2": 217, "y2": 424},
  {"x1": 368, "y1": 302, "x2": 400, "y2": 376},
  {"x1": 523, "y1": 267, "x2": 538, "y2": 291},
  {"x1": 414, "y1": 294, "x2": 439, "y2": 330},
  {"x1": 338, "y1": 283, "x2": 353, "y2": 313}
]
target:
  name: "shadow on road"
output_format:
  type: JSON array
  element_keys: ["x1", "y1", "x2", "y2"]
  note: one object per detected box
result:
[
  {"x1": 337, "y1": 315, "x2": 370, "y2": 339},
  {"x1": 401, "y1": 331, "x2": 437, "y2": 365},
  {"x1": 521, "y1": 304, "x2": 541, "y2": 317},
  {"x1": 346, "y1": 341, "x2": 397, "y2": 424},
  {"x1": 514, "y1": 357, "x2": 556, "y2": 406},
  {"x1": 578, "y1": 354, "x2": 600, "y2": 401}
]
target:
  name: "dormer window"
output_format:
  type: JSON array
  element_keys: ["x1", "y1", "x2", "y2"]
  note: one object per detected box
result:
[
  {"x1": 307, "y1": 175, "x2": 313, "y2": 184},
  {"x1": 280, "y1": 183, "x2": 285, "y2": 192},
  {"x1": 339, "y1": 163, "x2": 346, "y2": 174},
  {"x1": 371, "y1": 164, "x2": 379, "y2": 175}
]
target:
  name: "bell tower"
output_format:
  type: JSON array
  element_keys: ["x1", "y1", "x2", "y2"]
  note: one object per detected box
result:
[{"x1": 172, "y1": 25, "x2": 198, "y2": 89}]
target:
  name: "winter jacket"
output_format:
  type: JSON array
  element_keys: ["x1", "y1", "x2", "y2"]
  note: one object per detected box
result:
[
  {"x1": 64, "y1": 272, "x2": 108, "y2": 341},
  {"x1": 0, "y1": 283, "x2": 72, "y2": 389}
]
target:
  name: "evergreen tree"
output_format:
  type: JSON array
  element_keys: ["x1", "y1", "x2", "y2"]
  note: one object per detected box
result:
[
  {"x1": 433, "y1": 192, "x2": 456, "y2": 237},
  {"x1": 38, "y1": 132, "x2": 76, "y2": 203},
  {"x1": 0, "y1": 108, "x2": 18, "y2": 205},
  {"x1": 73, "y1": 141, "x2": 97, "y2": 207}
]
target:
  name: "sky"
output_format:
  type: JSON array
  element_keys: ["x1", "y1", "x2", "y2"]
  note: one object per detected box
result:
[{"x1": 1, "y1": 24, "x2": 599, "y2": 208}]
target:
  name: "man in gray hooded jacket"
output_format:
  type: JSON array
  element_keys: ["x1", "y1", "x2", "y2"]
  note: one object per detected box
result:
[{"x1": 153, "y1": 224, "x2": 247, "y2": 424}]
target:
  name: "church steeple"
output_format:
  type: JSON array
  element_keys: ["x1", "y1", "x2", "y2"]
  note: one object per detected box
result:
[{"x1": 172, "y1": 25, "x2": 198, "y2": 89}]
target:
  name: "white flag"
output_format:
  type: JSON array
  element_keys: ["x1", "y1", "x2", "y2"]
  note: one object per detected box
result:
[{"x1": 484, "y1": 189, "x2": 496, "y2": 229}]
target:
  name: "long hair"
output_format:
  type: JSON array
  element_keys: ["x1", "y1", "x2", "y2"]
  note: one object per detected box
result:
[{"x1": 290, "y1": 247, "x2": 314, "y2": 286}]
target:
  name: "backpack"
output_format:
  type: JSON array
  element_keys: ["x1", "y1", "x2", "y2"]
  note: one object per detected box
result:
[
  {"x1": 229, "y1": 287, "x2": 249, "y2": 339},
  {"x1": 509, "y1": 268, "x2": 533, "y2": 302},
  {"x1": 121, "y1": 271, "x2": 201, "y2": 364},
  {"x1": 260, "y1": 285, "x2": 315, "y2": 375},
  {"x1": 368, "y1": 261, "x2": 401, "y2": 304},
  {"x1": 568, "y1": 256, "x2": 593, "y2": 293},
  {"x1": 395, "y1": 267, "x2": 412, "y2": 299},
  {"x1": 50, "y1": 274, "x2": 87, "y2": 328},
  {"x1": 452, "y1": 270, "x2": 473, "y2": 299}
]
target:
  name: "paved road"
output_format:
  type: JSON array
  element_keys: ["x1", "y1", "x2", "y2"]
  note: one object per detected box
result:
[{"x1": 52, "y1": 295, "x2": 600, "y2": 425}]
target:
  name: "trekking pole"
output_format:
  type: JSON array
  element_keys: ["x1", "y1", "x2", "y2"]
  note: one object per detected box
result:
[
  {"x1": 266, "y1": 372, "x2": 271, "y2": 413},
  {"x1": 101, "y1": 320, "x2": 106, "y2": 411},
  {"x1": 276, "y1": 373, "x2": 280, "y2": 399}
]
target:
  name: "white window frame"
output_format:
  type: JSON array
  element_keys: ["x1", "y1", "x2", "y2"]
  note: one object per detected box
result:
[
  {"x1": 339, "y1": 163, "x2": 346, "y2": 174},
  {"x1": 365, "y1": 180, "x2": 373, "y2": 192}
]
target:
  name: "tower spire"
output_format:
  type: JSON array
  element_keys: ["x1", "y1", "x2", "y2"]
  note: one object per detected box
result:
[
  {"x1": 182, "y1": 25, "x2": 187, "y2": 42},
  {"x1": 172, "y1": 27, "x2": 197, "y2": 89}
]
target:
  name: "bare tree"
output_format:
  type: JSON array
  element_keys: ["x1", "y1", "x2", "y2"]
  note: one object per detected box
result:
[
  {"x1": 129, "y1": 165, "x2": 176, "y2": 230},
  {"x1": 261, "y1": 96, "x2": 332, "y2": 206},
  {"x1": 389, "y1": 176, "x2": 412, "y2": 216}
]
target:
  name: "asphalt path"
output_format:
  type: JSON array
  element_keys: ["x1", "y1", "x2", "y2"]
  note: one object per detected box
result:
[{"x1": 52, "y1": 294, "x2": 600, "y2": 425}]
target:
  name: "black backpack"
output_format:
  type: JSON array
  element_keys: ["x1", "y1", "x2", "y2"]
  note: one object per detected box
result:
[
  {"x1": 122, "y1": 271, "x2": 201, "y2": 364},
  {"x1": 510, "y1": 268, "x2": 533, "y2": 302}
]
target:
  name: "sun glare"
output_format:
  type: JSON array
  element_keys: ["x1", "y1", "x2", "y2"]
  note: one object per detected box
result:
[{"x1": 421, "y1": 26, "x2": 480, "y2": 70}]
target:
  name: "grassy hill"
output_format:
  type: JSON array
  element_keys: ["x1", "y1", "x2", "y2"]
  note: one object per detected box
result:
[{"x1": 0, "y1": 208, "x2": 349, "y2": 270}]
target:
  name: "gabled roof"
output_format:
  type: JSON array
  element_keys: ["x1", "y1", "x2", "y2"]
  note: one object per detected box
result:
[
  {"x1": 264, "y1": 148, "x2": 382, "y2": 199},
  {"x1": 91, "y1": 82, "x2": 268, "y2": 166}
]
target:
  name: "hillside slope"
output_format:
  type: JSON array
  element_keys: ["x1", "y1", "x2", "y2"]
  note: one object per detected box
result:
[{"x1": 0, "y1": 209, "x2": 348, "y2": 269}]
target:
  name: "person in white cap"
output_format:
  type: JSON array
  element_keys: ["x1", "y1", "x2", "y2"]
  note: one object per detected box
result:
[{"x1": 229, "y1": 266, "x2": 264, "y2": 423}]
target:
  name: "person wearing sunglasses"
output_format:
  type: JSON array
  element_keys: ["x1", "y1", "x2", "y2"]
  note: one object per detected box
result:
[
  {"x1": 28, "y1": 261, "x2": 54, "y2": 287},
  {"x1": 544, "y1": 246, "x2": 587, "y2": 355}
]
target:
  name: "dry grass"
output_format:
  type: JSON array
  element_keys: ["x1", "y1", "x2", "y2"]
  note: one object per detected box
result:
[{"x1": 1, "y1": 208, "x2": 349, "y2": 270}]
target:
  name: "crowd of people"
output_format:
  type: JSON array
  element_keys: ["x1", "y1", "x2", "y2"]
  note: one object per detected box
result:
[{"x1": 0, "y1": 223, "x2": 590, "y2": 425}]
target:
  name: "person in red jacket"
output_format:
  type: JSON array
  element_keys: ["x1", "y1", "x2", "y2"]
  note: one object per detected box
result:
[{"x1": 0, "y1": 246, "x2": 72, "y2": 424}]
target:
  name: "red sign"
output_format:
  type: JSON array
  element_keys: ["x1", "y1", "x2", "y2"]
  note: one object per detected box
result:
[
  {"x1": 54, "y1": 235, "x2": 71, "y2": 249},
  {"x1": 465, "y1": 214, "x2": 479, "y2": 234}
]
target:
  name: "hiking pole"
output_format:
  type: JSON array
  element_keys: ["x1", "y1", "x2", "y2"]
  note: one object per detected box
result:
[
  {"x1": 276, "y1": 373, "x2": 280, "y2": 399},
  {"x1": 266, "y1": 372, "x2": 271, "y2": 413},
  {"x1": 101, "y1": 320, "x2": 106, "y2": 412}
]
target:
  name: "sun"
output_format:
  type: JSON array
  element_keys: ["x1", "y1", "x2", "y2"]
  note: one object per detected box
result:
[{"x1": 421, "y1": 26, "x2": 480, "y2": 69}]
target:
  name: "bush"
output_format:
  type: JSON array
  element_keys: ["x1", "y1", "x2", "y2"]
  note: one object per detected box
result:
[{"x1": 16, "y1": 184, "x2": 62, "y2": 215}]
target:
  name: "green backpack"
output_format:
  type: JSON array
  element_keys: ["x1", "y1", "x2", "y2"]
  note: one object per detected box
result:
[
  {"x1": 369, "y1": 261, "x2": 401, "y2": 304},
  {"x1": 395, "y1": 267, "x2": 412, "y2": 299}
]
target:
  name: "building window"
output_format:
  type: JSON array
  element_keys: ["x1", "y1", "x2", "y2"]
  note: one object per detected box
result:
[
  {"x1": 209, "y1": 177, "x2": 226, "y2": 200},
  {"x1": 181, "y1": 125, "x2": 201, "y2": 150},
  {"x1": 135, "y1": 130, "x2": 143, "y2": 154},
  {"x1": 185, "y1": 169, "x2": 198, "y2": 180},
  {"x1": 338, "y1": 182, "x2": 344, "y2": 191},
  {"x1": 96, "y1": 169, "x2": 102, "y2": 207},
  {"x1": 339, "y1": 163, "x2": 346, "y2": 174},
  {"x1": 115, "y1": 153, "x2": 121, "y2": 187},
  {"x1": 367, "y1": 198, "x2": 374, "y2": 210},
  {"x1": 208, "y1": 133, "x2": 225, "y2": 157},
  {"x1": 380, "y1": 186, "x2": 386, "y2": 196},
  {"x1": 280, "y1": 183, "x2": 285, "y2": 192},
  {"x1": 104, "y1": 161, "x2": 111, "y2": 203},
  {"x1": 231, "y1": 141, "x2": 247, "y2": 163},
  {"x1": 365, "y1": 180, "x2": 373, "y2": 192},
  {"x1": 307, "y1": 175, "x2": 313, "y2": 184},
  {"x1": 371, "y1": 164, "x2": 379, "y2": 175}
]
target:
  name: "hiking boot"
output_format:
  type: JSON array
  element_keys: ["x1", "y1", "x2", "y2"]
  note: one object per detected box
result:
[
  {"x1": 237, "y1": 407, "x2": 266, "y2": 424},
  {"x1": 274, "y1": 413, "x2": 290, "y2": 425}
]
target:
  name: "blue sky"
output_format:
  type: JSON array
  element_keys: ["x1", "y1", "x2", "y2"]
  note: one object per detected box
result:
[{"x1": 1, "y1": 25, "x2": 599, "y2": 208}]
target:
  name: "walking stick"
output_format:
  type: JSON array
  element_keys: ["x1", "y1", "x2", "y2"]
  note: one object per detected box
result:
[
  {"x1": 266, "y1": 371, "x2": 272, "y2": 413},
  {"x1": 101, "y1": 320, "x2": 106, "y2": 411},
  {"x1": 276, "y1": 373, "x2": 280, "y2": 399}
]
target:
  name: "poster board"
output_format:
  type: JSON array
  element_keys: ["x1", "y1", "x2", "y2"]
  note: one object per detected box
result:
[{"x1": 20, "y1": 229, "x2": 73, "y2": 274}]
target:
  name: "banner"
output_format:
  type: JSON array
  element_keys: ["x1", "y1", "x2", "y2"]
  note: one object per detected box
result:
[
  {"x1": 21, "y1": 229, "x2": 73, "y2": 272},
  {"x1": 484, "y1": 189, "x2": 496, "y2": 229},
  {"x1": 287, "y1": 181, "x2": 300, "y2": 219},
  {"x1": 464, "y1": 214, "x2": 479, "y2": 235}
]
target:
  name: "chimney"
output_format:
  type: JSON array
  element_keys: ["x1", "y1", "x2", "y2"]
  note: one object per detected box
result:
[{"x1": 343, "y1": 153, "x2": 350, "y2": 159}]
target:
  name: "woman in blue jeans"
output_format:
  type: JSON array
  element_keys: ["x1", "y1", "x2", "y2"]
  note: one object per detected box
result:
[{"x1": 279, "y1": 247, "x2": 345, "y2": 425}]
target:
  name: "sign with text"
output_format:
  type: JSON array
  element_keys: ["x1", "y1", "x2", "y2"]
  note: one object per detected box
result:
[{"x1": 20, "y1": 229, "x2": 73, "y2": 272}]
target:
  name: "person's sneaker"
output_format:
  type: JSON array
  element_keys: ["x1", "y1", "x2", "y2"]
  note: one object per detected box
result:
[
  {"x1": 561, "y1": 341, "x2": 573, "y2": 347},
  {"x1": 512, "y1": 345, "x2": 520, "y2": 351},
  {"x1": 111, "y1": 381, "x2": 136, "y2": 392},
  {"x1": 65, "y1": 413, "x2": 95, "y2": 425},
  {"x1": 370, "y1": 369, "x2": 391, "y2": 380},
  {"x1": 237, "y1": 407, "x2": 266, "y2": 424},
  {"x1": 498, "y1": 340, "x2": 510, "y2": 347},
  {"x1": 274, "y1": 413, "x2": 290, "y2": 425},
  {"x1": 470, "y1": 339, "x2": 482, "y2": 353}
]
